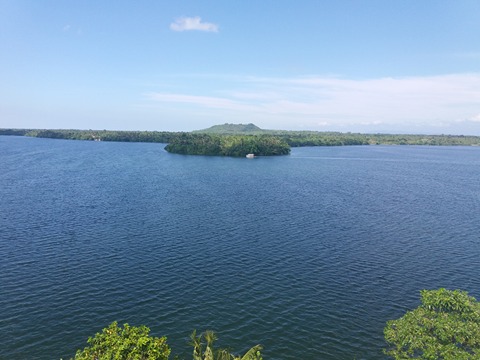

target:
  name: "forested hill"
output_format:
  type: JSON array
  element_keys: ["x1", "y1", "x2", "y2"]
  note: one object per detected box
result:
[{"x1": 193, "y1": 123, "x2": 264, "y2": 134}]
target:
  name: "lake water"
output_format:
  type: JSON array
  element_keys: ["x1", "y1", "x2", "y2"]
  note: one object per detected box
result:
[{"x1": 1, "y1": 136, "x2": 480, "y2": 360}]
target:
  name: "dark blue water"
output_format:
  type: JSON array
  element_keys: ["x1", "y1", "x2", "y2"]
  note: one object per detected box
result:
[{"x1": 1, "y1": 136, "x2": 479, "y2": 360}]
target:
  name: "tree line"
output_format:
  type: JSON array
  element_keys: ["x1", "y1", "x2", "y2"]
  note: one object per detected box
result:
[
  {"x1": 271, "y1": 131, "x2": 480, "y2": 146},
  {"x1": 1, "y1": 128, "x2": 480, "y2": 151},
  {"x1": 0, "y1": 128, "x2": 179, "y2": 143}
]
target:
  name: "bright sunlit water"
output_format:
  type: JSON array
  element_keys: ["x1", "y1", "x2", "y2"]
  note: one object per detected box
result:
[{"x1": 1, "y1": 136, "x2": 479, "y2": 359}]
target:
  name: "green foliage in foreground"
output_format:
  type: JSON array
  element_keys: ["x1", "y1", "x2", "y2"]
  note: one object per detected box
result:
[
  {"x1": 190, "y1": 330, "x2": 263, "y2": 360},
  {"x1": 73, "y1": 322, "x2": 170, "y2": 360},
  {"x1": 72, "y1": 323, "x2": 262, "y2": 360},
  {"x1": 164, "y1": 133, "x2": 290, "y2": 157},
  {"x1": 66, "y1": 288, "x2": 480, "y2": 359},
  {"x1": 384, "y1": 288, "x2": 480, "y2": 359}
]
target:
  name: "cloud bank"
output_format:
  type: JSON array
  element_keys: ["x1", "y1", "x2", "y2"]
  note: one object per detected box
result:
[
  {"x1": 147, "y1": 73, "x2": 480, "y2": 134},
  {"x1": 170, "y1": 16, "x2": 218, "y2": 32}
]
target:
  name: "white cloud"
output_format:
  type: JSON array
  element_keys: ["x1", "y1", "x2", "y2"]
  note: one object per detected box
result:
[
  {"x1": 170, "y1": 16, "x2": 218, "y2": 32},
  {"x1": 469, "y1": 114, "x2": 480, "y2": 122},
  {"x1": 147, "y1": 73, "x2": 480, "y2": 134}
]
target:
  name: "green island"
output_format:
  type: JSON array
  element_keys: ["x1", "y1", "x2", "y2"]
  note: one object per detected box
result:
[
  {"x1": 1, "y1": 124, "x2": 480, "y2": 157},
  {"x1": 164, "y1": 133, "x2": 290, "y2": 157}
]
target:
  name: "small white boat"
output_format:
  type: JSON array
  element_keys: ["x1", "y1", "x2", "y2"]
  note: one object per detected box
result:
[{"x1": 246, "y1": 153, "x2": 255, "y2": 159}]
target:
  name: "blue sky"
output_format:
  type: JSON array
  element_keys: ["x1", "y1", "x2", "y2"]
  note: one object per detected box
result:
[{"x1": 1, "y1": 0, "x2": 480, "y2": 134}]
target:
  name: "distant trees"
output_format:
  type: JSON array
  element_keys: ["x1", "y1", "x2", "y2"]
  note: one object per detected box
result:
[
  {"x1": 384, "y1": 288, "x2": 480, "y2": 359},
  {"x1": 2, "y1": 126, "x2": 480, "y2": 147},
  {"x1": 0, "y1": 128, "x2": 30, "y2": 136},
  {"x1": 273, "y1": 132, "x2": 480, "y2": 147},
  {"x1": 14, "y1": 129, "x2": 180, "y2": 143}
]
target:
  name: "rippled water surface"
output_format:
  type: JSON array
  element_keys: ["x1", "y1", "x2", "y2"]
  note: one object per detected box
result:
[{"x1": 1, "y1": 136, "x2": 480, "y2": 359}]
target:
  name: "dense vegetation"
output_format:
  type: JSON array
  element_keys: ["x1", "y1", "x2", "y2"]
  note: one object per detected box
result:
[
  {"x1": 190, "y1": 330, "x2": 262, "y2": 360},
  {"x1": 195, "y1": 123, "x2": 480, "y2": 146},
  {"x1": 72, "y1": 323, "x2": 262, "y2": 360},
  {"x1": 277, "y1": 131, "x2": 480, "y2": 146},
  {"x1": 2, "y1": 124, "x2": 480, "y2": 157},
  {"x1": 73, "y1": 322, "x2": 171, "y2": 360},
  {"x1": 384, "y1": 288, "x2": 480, "y2": 359},
  {"x1": 71, "y1": 289, "x2": 480, "y2": 359},
  {"x1": 164, "y1": 133, "x2": 290, "y2": 157}
]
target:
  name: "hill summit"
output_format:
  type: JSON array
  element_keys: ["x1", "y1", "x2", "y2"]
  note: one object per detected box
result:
[{"x1": 193, "y1": 123, "x2": 264, "y2": 134}]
